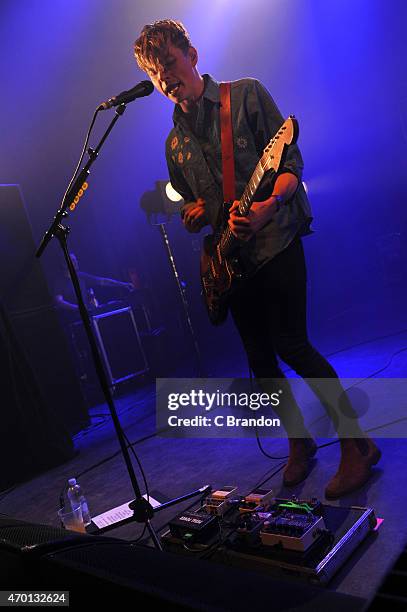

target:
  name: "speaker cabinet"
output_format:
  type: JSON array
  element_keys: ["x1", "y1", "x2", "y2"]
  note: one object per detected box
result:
[
  {"x1": 0, "y1": 515, "x2": 367, "y2": 610},
  {"x1": 0, "y1": 184, "x2": 89, "y2": 436}
]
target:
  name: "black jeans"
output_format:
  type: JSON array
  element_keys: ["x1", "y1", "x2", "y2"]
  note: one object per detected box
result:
[{"x1": 229, "y1": 235, "x2": 361, "y2": 437}]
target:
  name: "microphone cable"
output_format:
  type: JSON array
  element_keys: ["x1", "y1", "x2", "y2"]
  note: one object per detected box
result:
[{"x1": 60, "y1": 106, "x2": 101, "y2": 210}]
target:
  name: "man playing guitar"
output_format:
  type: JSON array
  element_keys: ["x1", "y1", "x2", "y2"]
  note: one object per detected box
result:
[{"x1": 134, "y1": 19, "x2": 381, "y2": 498}]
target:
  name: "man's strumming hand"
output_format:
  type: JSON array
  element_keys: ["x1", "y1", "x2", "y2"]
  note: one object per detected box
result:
[
  {"x1": 228, "y1": 172, "x2": 299, "y2": 241},
  {"x1": 182, "y1": 198, "x2": 208, "y2": 233},
  {"x1": 228, "y1": 198, "x2": 279, "y2": 241}
]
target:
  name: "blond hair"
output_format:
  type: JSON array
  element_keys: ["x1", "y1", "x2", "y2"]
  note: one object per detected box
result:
[{"x1": 134, "y1": 19, "x2": 192, "y2": 73}]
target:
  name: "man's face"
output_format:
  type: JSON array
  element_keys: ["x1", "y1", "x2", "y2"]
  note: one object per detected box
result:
[{"x1": 146, "y1": 44, "x2": 197, "y2": 104}]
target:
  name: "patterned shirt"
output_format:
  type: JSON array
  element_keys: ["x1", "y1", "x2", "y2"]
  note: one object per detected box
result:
[{"x1": 165, "y1": 74, "x2": 313, "y2": 270}]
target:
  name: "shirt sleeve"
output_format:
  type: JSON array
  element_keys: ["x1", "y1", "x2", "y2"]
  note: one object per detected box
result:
[
  {"x1": 246, "y1": 79, "x2": 304, "y2": 184},
  {"x1": 165, "y1": 136, "x2": 196, "y2": 218}
]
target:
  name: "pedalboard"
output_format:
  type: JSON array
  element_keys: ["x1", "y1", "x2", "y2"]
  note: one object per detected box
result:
[{"x1": 161, "y1": 489, "x2": 378, "y2": 584}]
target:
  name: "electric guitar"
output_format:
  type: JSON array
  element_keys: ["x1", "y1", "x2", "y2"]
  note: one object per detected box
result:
[{"x1": 200, "y1": 115, "x2": 299, "y2": 325}]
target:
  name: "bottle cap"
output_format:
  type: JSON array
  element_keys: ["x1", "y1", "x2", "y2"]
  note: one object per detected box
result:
[{"x1": 68, "y1": 478, "x2": 77, "y2": 486}]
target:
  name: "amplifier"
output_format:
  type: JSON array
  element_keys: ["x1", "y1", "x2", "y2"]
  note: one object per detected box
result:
[{"x1": 71, "y1": 306, "x2": 148, "y2": 387}]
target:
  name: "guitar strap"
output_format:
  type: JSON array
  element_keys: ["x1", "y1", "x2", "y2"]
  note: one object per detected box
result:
[{"x1": 219, "y1": 82, "x2": 236, "y2": 203}]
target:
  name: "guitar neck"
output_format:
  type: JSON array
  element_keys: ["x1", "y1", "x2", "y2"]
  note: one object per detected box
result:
[
  {"x1": 219, "y1": 159, "x2": 266, "y2": 256},
  {"x1": 238, "y1": 159, "x2": 266, "y2": 216}
]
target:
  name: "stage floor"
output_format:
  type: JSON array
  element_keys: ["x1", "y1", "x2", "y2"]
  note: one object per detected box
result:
[{"x1": 1, "y1": 328, "x2": 407, "y2": 607}]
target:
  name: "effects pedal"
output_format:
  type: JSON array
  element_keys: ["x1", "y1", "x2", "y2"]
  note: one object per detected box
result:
[
  {"x1": 204, "y1": 486, "x2": 238, "y2": 516},
  {"x1": 238, "y1": 487, "x2": 274, "y2": 513},
  {"x1": 169, "y1": 510, "x2": 218, "y2": 544},
  {"x1": 236, "y1": 512, "x2": 271, "y2": 545},
  {"x1": 260, "y1": 499, "x2": 326, "y2": 552}
]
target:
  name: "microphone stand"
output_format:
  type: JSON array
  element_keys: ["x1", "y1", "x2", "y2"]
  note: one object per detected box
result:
[
  {"x1": 36, "y1": 104, "x2": 209, "y2": 548},
  {"x1": 157, "y1": 220, "x2": 205, "y2": 377}
]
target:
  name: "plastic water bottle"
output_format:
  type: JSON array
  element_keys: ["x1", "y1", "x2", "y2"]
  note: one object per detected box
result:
[{"x1": 67, "y1": 478, "x2": 92, "y2": 526}]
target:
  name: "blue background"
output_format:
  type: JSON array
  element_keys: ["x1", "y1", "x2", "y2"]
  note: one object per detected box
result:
[{"x1": 1, "y1": 0, "x2": 407, "y2": 369}]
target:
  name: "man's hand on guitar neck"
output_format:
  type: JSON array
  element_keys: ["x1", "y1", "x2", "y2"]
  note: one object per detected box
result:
[
  {"x1": 228, "y1": 199, "x2": 279, "y2": 241},
  {"x1": 228, "y1": 172, "x2": 299, "y2": 241},
  {"x1": 182, "y1": 197, "x2": 208, "y2": 233}
]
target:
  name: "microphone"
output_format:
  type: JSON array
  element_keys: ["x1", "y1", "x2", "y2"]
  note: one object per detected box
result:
[{"x1": 98, "y1": 80, "x2": 154, "y2": 110}]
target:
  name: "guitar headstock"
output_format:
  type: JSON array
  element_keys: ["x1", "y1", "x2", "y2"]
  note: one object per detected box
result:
[{"x1": 261, "y1": 115, "x2": 299, "y2": 173}]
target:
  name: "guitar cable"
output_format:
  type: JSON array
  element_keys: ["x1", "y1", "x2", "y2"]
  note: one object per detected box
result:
[{"x1": 251, "y1": 344, "x2": 407, "y2": 461}]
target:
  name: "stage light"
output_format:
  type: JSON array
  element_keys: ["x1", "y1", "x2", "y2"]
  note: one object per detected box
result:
[
  {"x1": 165, "y1": 181, "x2": 183, "y2": 202},
  {"x1": 140, "y1": 181, "x2": 184, "y2": 222},
  {"x1": 156, "y1": 180, "x2": 184, "y2": 216}
]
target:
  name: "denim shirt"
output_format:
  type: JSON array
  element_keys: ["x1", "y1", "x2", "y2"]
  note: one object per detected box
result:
[{"x1": 165, "y1": 74, "x2": 313, "y2": 270}]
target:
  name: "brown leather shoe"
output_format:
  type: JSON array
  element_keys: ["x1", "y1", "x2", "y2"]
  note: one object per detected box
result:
[
  {"x1": 325, "y1": 438, "x2": 381, "y2": 499},
  {"x1": 283, "y1": 438, "x2": 318, "y2": 486}
]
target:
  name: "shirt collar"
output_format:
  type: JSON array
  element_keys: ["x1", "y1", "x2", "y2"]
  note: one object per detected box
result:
[
  {"x1": 203, "y1": 73, "x2": 220, "y2": 103},
  {"x1": 173, "y1": 74, "x2": 220, "y2": 127}
]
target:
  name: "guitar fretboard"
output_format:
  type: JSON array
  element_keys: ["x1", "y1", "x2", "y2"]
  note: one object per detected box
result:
[{"x1": 219, "y1": 158, "x2": 266, "y2": 257}]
